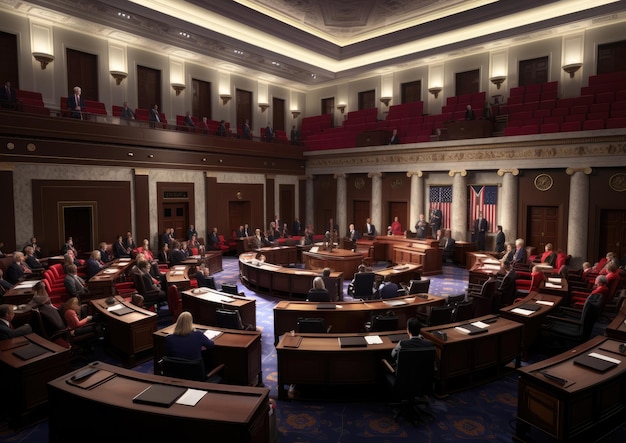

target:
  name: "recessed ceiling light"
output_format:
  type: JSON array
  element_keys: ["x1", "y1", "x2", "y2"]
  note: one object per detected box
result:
[
  {"x1": 117, "y1": 12, "x2": 131, "y2": 19},
  {"x1": 272, "y1": 61, "x2": 280, "y2": 66},
  {"x1": 234, "y1": 49, "x2": 244, "y2": 55},
  {"x1": 179, "y1": 31, "x2": 191, "y2": 38}
]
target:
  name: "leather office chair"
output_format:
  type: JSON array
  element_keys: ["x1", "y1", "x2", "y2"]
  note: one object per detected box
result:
[
  {"x1": 453, "y1": 300, "x2": 475, "y2": 322},
  {"x1": 468, "y1": 277, "x2": 498, "y2": 317},
  {"x1": 221, "y1": 282, "x2": 239, "y2": 295},
  {"x1": 159, "y1": 356, "x2": 224, "y2": 383},
  {"x1": 541, "y1": 294, "x2": 602, "y2": 351},
  {"x1": 406, "y1": 279, "x2": 431, "y2": 295},
  {"x1": 215, "y1": 308, "x2": 253, "y2": 330},
  {"x1": 167, "y1": 285, "x2": 182, "y2": 322},
  {"x1": 296, "y1": 317, "x2": 331, "y2": 333},
  {"x1": 423, "y1": 304, "x2": 455, "y2": 326},
  {"x1": 381, "y1": 347, "x2": 436, "y2": 425},
  {"x1": 367, "y1": 313, "x2": 399, "y2": 332},
  {"x1": 351, "y1": 272, "x2": 376, "y2": 300},
  {"x1": 31, "y1": 307, "x2": 71, "y2": 348},
  {"x1": 197, "y1": 275, "x2": 217, "y2": 290}
]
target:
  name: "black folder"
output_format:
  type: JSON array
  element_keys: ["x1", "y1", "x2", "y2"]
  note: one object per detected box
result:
[
  {"x1": 387, "y1": 333, "x2": 409, "y2": 343},
  {"x1": 518, "y1": 303, "x2": 541, "y2": 312},
  {"x1": 13, "y1": 343, "x2": 49, "y2": 360},
  {"x1": 338, "y1": 336, "x2": 367, "y2": 348},
  {"x1": 132, "y1": 384, "x2": 187, "y2": 407},
  {"x1": 111, "y1": 306, "x2": 135, "y2": 316},
  {"x1": 573, "y1": 354, "x2": 619, "y2": 373}
]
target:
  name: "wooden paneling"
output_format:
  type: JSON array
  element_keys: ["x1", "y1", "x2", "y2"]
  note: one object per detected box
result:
[
  {"x1": 137, "y1": 65, "x2": 161, "y2": 111},
  {"x1": 206, "y1": 177, "x2": 264, "y2": 237},
  {"x1": 66, "y1": 48, "x2": 98, "y2": 101},
  {"x1": 0, "y1": 31, "x2": 19, "y2": 90},
  {"x1": 0, "y1": 170, "x2": 16, "y2": 251},
  {"x1": 134, "y1": 173, "x2": 150, "y2": 245}
]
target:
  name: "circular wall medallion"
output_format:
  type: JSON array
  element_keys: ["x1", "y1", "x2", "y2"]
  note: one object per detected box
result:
[
  {"x1": 534, "y1": 173, "x2": 553, "y2": 191},
  {"x1": 354, "y1": 177, "x2": 365, "y2": 189},
  {"x1": 609, "y1": 173, "x2": 626, "y2": 192}
]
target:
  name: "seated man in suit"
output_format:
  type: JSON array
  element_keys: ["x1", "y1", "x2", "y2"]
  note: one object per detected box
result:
[
  {"x1": 195, "y1": 264, "x2": 215, "y2": 289},
  {"x1": 378, "y1": 276, "x2": 400, "y2": 299},
  {"x1": 169, "y1": 241, "x2": 187, "y2": 266},
  {"x1": 24, "y1": 245, "x2": 43, "y2": 270},
  {"x1": 0, "y1": 304, "x2": 32, "y2": 340},
  {"x1": 6, "y1": 252, "x2": 32, "y2": 285},
  {"x1": 184, "y1": 111, "x2": 195, "y2": 127},
  {"x1": 29, "y1": 287, "x2": 66, "y2": 337},
  {"x1": 496, "y1": 262, "x2": 517, "y2": 307},
  {"x1": 86, "y1": 250, "x2": 104, "y2": 281},
  {"x1": 97, "y1": 242, "x2": 111, "y2": 264},
  {"x1": 251, "y1": 229, "x2": 265, "y2": 249},
  {"x1": 307, "y1": 277, "x2": 330, "y2": 302},
  {"x1": 137, "y1": 260, "x2": 166, "y2": 304},
  {"x1": 207, "y1": 227, "x2": 221, "y2": 250},
  {"x1": 113, "y1": 235, "x2": 131, "y2": 259},
  {"x1": 236, "y1": 225, "x2": 246, "y2": 238},
  {"x1": 348, "y1": 264, "x2": 367, "y2": 297},
  {"x1": 391, "y1": 317, "x2": 434, "y2": 360},
  {"x1": 64, "y1": 264, "x2": 89, "y2": 299}
]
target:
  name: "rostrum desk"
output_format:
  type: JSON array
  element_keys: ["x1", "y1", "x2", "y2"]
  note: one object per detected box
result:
[
  {"x1": 181, "y1": 287, "x2": 257, "y2": 330},
  {"x1": 153, "y1": 323, "x2": 262, "y2": 386},
  {"x1": 374, "y1": 237, "x2": 443, "y2": 276},
  {"x1": 302, "y1": 248, "x2": 364, "y2": 276},
  {"x1": 273, "y1": 294, "x2": 444, "y2": 345},
  {"x1": 515, "y1": 336, "x2": 626, "y2": 443},
  {"x1": 47, "y1": 361, "x2": 271, "y2": 443}
]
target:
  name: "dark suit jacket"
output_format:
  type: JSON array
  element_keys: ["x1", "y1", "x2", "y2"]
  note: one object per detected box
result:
[
  {"x1": 242, "y1": 123, "x2": 251, "y2": 139},
  {"x1": 170, "y1": 249, "x2": 187, "y2": 266},
  {"x1": 6, "y1": 262, "x2": 25, "y2": 284},
  {"x1": 0, "y1": 321, "x2": 32, "y2": 340},
  {"x1": 389, "y1": 135, "x2": 399, "y2": 145},
  {"x1": 513, "y1": 247, "x2": 527, "y2": 265},
  {"x1": 495, "y1": 231, "x2": 505, "y2": 252},
  {"x1": 149, "y1": 108, "x2": 161, "y2": 122},
  {"x1": 347, "y1": 229, "x2": 361, "y2": 240},
  {"x1": 86, "y1": 258, "x2": 103, "y2": 280},
  {"x1": 120, "y1": 107, "x2": 135, "y2": 119},
  {"x1": 391, "y1": 336, "x2": 434, "y2": 359},
  {"x1": 379, "y1": 282, "x2": 399, "y2": 299},
  {"x1": 187, "y1": 228, "x2": 198, "y2": 240},
  {"x1": 99, "y1": 248, "x2": 111, "y2": 263},
  {"x1": 113, "y1": 242, "x2": 130, "y2": 258},
  {"x1": 475, "y1": 218, "x2": 488, "y2": 234},
  {"x1": 364, "y1": 223, "x2": 376, "y2": 236},
  {"x1": 236, "y1": 229, "x2": 246, "y2": 238},
  {"x1": 292, "y1": 221, "x2": 302, "y2": 236},
  {"x1": 0, "y1": 85, "x2": 16, "y2": 102},
  {"x1": 158, "y1": 250, "x2": 169, "y2": 264},
  {"x1": 38, "y1": 304, "x2": 66, "y2": 333},
  {"x1": 64, "y1": 274, "x2": 87, "y2": 298},
  {"x1": 208, "y1": 232, "x2": 219, "y2": 246},
  {"x1": 251, "y1": 236, "x2": 264, "y2": 249},
  {"x1": 465, "y1": 110, "x2": 476, "y2": 120},
  {"x1": 25, "y1": 255, "x2": 43, "y2": 270},
  {"x1": 66, "y1": 94, "x2": 85, "y2": 119}
]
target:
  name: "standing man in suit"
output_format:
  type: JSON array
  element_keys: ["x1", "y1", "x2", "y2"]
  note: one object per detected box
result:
[
  {"x1": 265, "y1": 123, "x2": 274, "y2": 142},
  {"x1": 389, "y1": 128, "x2": 400, "y2": 145},
  {"x1": 67, "y1": 86, "x2": 85, "y2": 119},
  {"x1": 187, "y1": 225, "x2": 198, "y2": 241},
  {"x1": 464, "y1": 104, "x2": 476, "y2": 120},
  {"x1": 364, "y1": 217, "x2": 376, "y2": 237},
  {"x1": 0, "y1": 304, "x2": 32, "y2": 340},
  {"x1": 149, "y1": 104, "x2": 161, "y2": 128},
  {"x1": 429, "y1": 206, "x2": 442, "y2": 238},
  {"x1": 415, "y1": 214, "x2": 428, "y2": 238},
  {"x1": 0, "y1": 81, "x2": 17, "y2": 109},
  {"x1": 474, "y1": 211, "x2": 488, "y2": 250},
  {"x1": 120, "y1": 101, "x2": 135, "y2": 120},
  {"x1": 242, "y1": 119, "x2": 251, "y2": 139},
  {"x1": 495, "y1": 225, "x2": 505, "y2": 253},
  {"x1": 236, "y1": 225, "x2": 246, "y2": 238},
  {"x1": 292, "y1": 217, "x2": 302, "y2": 236}
]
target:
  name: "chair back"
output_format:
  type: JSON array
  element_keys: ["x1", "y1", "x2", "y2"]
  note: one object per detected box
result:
[
  {"x1": 370, "y1": 314, "x2": 399, "y2": 332},
  {"x1": 160, "y1": 356, "x2": 206, "y2": 381},
  {"x1": 473, "y1": 278, "x2": 498, "y2": 316},
  {"x1": 167, "y1": 285, "x2": 182, "y2": 321},
  {"x1": 580, "y1": 294, "x2": 602, "y2": 339},
  {"x1": 392, "y1": 347, "x2": 436, "y2": 398},
  {"x1": 215, "y1": 308, "x2": 244, "y2": 330},
  {"x1": 353, "y1": 272, "x2": 376, "y2": 299},
  {"x1": 453, "y1": 300, "x2": 475, "y2": 322},
  {"x1": 408, "y1": 279, "x2": 430, "y2": 295},
  {"x1": 296, "y1": 317, "x2": 328, "y2": 333},
  {"x1": 197, "y1": 273, "x2": 217, "y2": 290},
  {"x1": 221, "y1": 282, "x2": 239, "y2": 295},
  {"x1": 426, "y1": 304, "x2": 455, "y2": 326}
]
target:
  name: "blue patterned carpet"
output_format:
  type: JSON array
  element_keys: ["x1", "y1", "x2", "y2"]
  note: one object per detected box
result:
[{"x1": 2, "y1": 257, "x2": 625, "y2": 442}]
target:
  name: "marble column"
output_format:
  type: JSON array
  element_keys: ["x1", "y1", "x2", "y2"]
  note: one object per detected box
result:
[
  {"x1": 566, "y1": 167, "x2": 592, "y2": 268},
  {"x1": 450, "y1": 170, "x2": 467, "y2": 241},
  {"x1": 497, "y1": 168, "x2": 519, "y2": 244},
  {"x1": 334, "y1": 173, "x2": 347, "y2": 235},
  {"x1": 407, "y1": 171, "x2": 424, "y2": 232},
  {"x1": 368, "y1": 172, "x2": 382, "y2": 235},
  {"x1": 306, "y1": 175, "x2": 314, "y2": 230}
]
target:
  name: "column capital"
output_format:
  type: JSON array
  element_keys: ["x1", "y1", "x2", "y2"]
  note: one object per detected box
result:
[
  {"x1": 265, "y1": 174, "x2": 276, "y2": 180},
  {"x1": 0, "y1": 162, "x2": 15, "y2": 171},
  {"x1": 448, "y1": 169, "x2": 467, "y2": 177},
  {"x1": 367, "y1": 172, "x2": 382, "y2": 179},
  {"x1": 407, "y1": 171, "x2": 423, "y2": 178},
  {"x1": 134, "y1": 168, "x2": 150, "y2": 176},
  {"x1": 566, "y1": 167, "x2": 592, "y2": 176},
  {"x1": 497, "y1": 168, "x2": 519, "y2": 176},
  {"x1": 333, "y1": 173, "x2": 346, "y2": 179}
]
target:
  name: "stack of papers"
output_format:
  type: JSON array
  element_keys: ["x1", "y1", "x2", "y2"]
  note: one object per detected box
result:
[
  {"x1": 365, "y1": 336, "x2": 383, "y2": 345},
  {"x1": 203, "y1": 329, "x2": 223, "y2": 340}
]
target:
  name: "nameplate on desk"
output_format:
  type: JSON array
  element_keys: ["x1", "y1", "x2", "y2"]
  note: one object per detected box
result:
[
  {"x1": 338, "y1": 336, "x2": 367, "y2": 348},
  {"x1": 387, "y1": 333, "x2": 409, "y2": 343},
  {"x1": 316, "y1": 303, "x2": 337, "y2": 310},
  {"x1": 574, "y1": 352, "x2": 621, "y2": 373},
  {"x1": 132, "y1": 384, "x2": 188, "y2": 408},
  {"x1": 12, "y1": 343, "x2": 48, "y2": 360},
  {"x1": 535, "y1": 300, "x2": 554, "y2": 306},
  {"x1": 383, "y1": 300, "x2": 407, "y2": 307},
  {"x1": 544, "y1": 282, "x2": 562, "y2": 289}
]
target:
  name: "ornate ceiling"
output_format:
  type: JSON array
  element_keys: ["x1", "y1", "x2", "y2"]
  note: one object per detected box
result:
[{"x1": 4, "y1": 0, "x2": 626, "y2": 88}]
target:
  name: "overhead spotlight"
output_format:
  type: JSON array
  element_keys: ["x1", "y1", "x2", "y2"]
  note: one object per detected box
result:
[
  {"x1": 117, "y1": 12, "x2": 131, "y2": 19},
  {"x1": 234, "y1": 49, "x2": 244, "y2": 55},
  {"x1": 311, "y1": 74, "x2": 317, "y2": 79},
  {"x1": 179, "y1": 32, "x2": 191, "y2": 38}
]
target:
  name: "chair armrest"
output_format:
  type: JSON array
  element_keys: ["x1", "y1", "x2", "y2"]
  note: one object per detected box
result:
[
  {"x1": 326, "y1": 325, "x2": 333, "y2": 333},
  {"x1": 545, "y1": 315, "x2": 582, "y2": 326},
  {"x1": 206, "y1": 363, "x2": 226, "y2": 379},
  {"x1": 381, "y1": 358, "x2": 395, "y2": 374}
]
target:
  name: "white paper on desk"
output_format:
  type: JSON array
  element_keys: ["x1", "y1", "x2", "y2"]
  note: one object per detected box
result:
[
  {"x1": 118, "y1": 258, "x2": 131, "y2": 262},
  {"x1": 589, "y1": 352, "x2": 622, "y2": 365},
  {"x1": 471, "y1": 321, "x2": 489, "y2": 328},
  {"x1": 536, "y1": 300, "x2": 554, "y2": 306},
  {"x1": 176, "y1": 389, "x2": 206, "y2": 406},
  {"x1": 454, "y1": 326, "x2": 471, "y2": 334},
  {"x1": 544, "y1": 282, "x2": 562, "y2": 289},
  {"x1": 310, "y1": 246, "x2": 319, "y2": 253},
  {"x1": 511, "y1": 308, "x2": 535, "y2": 316},
  {"x1": 365, "y1": 335, "x2": 383, "y2": 344},
  {"x1": 173, "y1": 266, "x2": 186, "y2": 270},
  {"x1": 103, "y1": 269, "x2": 117, "y2": 274},
  {"x1": 172, "y1": 271, "x2": 183, "y2": 276},
  {"x1": 203, "y1": 329, "x2": 223, "y2": 341},
  {"x1": 14, "y1": 280, "x2": 40, "y2": 289},
  {"x1": 547, "y1": 277, "x2": 561, "y2": 284},
  {"x1": 107, "y1": 304, "x2": 124, "y2": 311}
]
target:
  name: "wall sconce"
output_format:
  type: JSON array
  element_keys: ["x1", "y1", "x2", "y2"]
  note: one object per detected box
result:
[
  {"x1": 258, "y1": 103, "x2": 269, "y2": 112},
  {"x1": 428, "y1": 86, "x2": 442, "y2": 99},
  {"x1": 32, "y1": 52, "x2": 54, "y2": 70},
  {"x1": 562, "y1": 63, "x2": 582, "y2": 79},
  {"x1": 379, "y1": 97, "x2": 392, "y2": 107},
  {"x1": 291, "y1": 110, "x2": 301, "y2": 119},
  {"x1": 336, "y1": 104, "x2": 346, "y2": 114},
  {"x1": 110, "y1": 70, "x2": 128, "y2": 85},
  {"x1": 490, "y1": 75, "x2": 506, "y2": 89},
  {"x1": 219, "y1": 94, "x2": 232, "y2": 105},
  {"x1": 171, "y1": 83, "x2": 186, "y2": 96}
]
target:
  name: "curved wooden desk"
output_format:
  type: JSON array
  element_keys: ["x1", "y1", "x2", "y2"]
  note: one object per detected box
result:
[
  {"x1": 87, "y1": 258, "x2": 135, "y2": 298},
  {"x1": 166, "y1": 265, "x2": 191, "y2": 288},
  {"x1": 153, "y1": 323, "x2": 262, "y2": 386},
  {"x1": 302, "y1": 248, "x2": 363, "y2": 275},
  {"x1": 254, "y1": 246, "x2": 297, "y2": 266},
  {"x1": 239, "y1": 253, "x2": 343, "y2": 300},
  {"x1": 48, "y1": 361, "x2": 270, "y2": 443},
  {"x1": 273, "y1": 294, "x2": 444, "y2": 344},
  {"x1": 181, "y1": 287, "x2": 256, "y2": 330}
]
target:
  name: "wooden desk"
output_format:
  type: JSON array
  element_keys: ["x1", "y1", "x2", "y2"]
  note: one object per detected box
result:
[
  {"x1": 453, "y1": 241, "x2": 475, "y2": 267},
  {"x1": 467, "y1": 252, "x2": 501, "y2": 284},
  {"x1": 90, "y1": 296, "x2": 157, "y2": 362},
  {"x1": 605, "y1": 305, "x2": 626, "y2": 341},
  {"x1": 182, "y1": 251, "x2": 223, "y2": 274},
  {"x1": 374, "y1": 263, "x2": 422, "y2": 285},
  {"x1": 239, "y1": 253, "x2": 343, "y2": 300},
  {"x1": 273, "y1": 294, "x2": 444, "y2": 345},
  {"x1": 87, "y1": 258, "x2": 135, "y2": 298},
  {"x1": 374, "y1": 237, "x2": 442, "y2": 276},
  {"x1": 0, "y1": 334, "x2": 70, "y2": 421},
  {"x1": 181, "y1": 287, "x2": 256, "y2": 330},
  {"x1": 255, "y1": 246, "x2": 297, "y2": 266},
  {"x1": 354, "y1": 238, "x2": 386, "y2": 262},
  {"x1": 499, "y1": 291, "x2": 563, "y2": 360},
  {"x1": 2, "y1": 279, "x2": 41, "y2": 306},
  {"x1": 48, "y1": 361, "x2": 270, "y2": 443},
  {"x1": 516, "y1": 336, "x2": 626, "y2": 443},
  {"x1": 302, "y1": 248, "x2": 363, "y2": 275},
  {"x1": 153, "y1": 323, "x2": 262, "y2": 386},
  {"x1": 421, "y1": 315, "x2": 522, "y2": 395},
  {"x1": 166, "y1": 265, "x2": 191, "y2": 289},
  {"x1": 276, "y1": 330, "x2": 400, "y2": 399}
]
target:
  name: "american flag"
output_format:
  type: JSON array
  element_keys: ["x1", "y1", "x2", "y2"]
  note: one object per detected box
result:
[
  {"x1": 469, "y1": 185, "x2": 498, "y2": 233},
  {"x1": 429, "y1": 186, "x2": 452, "y2": 230}
]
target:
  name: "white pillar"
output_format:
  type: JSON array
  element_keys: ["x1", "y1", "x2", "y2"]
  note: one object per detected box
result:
[
  {"x1": 497, "y1": 168, "x2": 519, "y2": 244},
  {"x1": 566, "y1": 167, "x2": 592, "y2": 268},
  {"x1": 408, "y1": 171, "x2": 423, "y2": 231},
  {"x1": 450, "y1": 170, "x2": 468, "y2": 241},
  {"x1": 335, "y1": 173, "x2": 347, "y2": 235},
  {"x1": 306, "y1": 175, "x2": 314, "y2": 230},
  {"x1": 369, "y1": 172, "x2": 382, "y2": 235}
]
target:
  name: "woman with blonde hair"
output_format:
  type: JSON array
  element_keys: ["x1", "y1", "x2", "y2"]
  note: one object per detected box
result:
[{"x1": 165, "y1": 311, "x2": 214, "y2": 360}]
